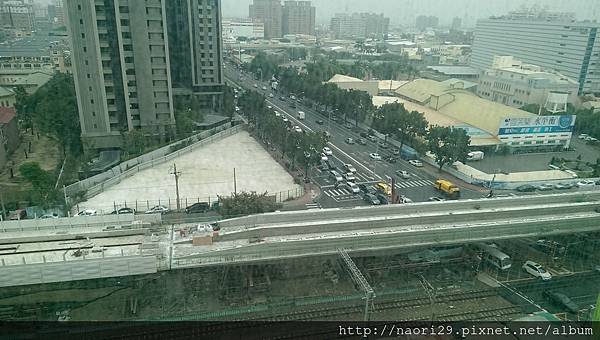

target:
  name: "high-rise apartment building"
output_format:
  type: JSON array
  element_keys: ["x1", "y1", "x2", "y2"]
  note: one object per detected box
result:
[
  {"x1": 66, "y1": 0, "x2": 224, "y2": 150},
  {"x1": 282, "y1": 1, "x2": 315, "y2": 36},
  {"x1": 0, "y1": 0, "x2": 35, "y2": 31},
  {"x1": 47, "y1": 0, "x2": 64, "y2": 27},
  {"x1": 415, "y1": 15, "x2": 438, "y2": 31},
  {"x1": 471, "y1": 10, "x2": 600, "y2": 95},
  {"x1": 330, "y1": 13, "x2": 389, "y2": 39},
  {"x1": 249, "y1": 0, "x2": 282, "y2": 39}
]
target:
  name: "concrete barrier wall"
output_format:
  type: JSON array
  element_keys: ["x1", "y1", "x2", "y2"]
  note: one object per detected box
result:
[
  {"x1": 0, "y1": 214, "x2": 135, "y2": 232},
  {"x1": 65, "y1": 124, "x2": 243, "y2": 198},
  {"x1": 0, "y1": 255, "x2": 157, "y2": 288}
]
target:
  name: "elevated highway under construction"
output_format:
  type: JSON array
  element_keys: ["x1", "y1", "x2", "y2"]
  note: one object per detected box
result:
[{"x1": 0, "y1": 191, "x2": 599, "y2": 287}]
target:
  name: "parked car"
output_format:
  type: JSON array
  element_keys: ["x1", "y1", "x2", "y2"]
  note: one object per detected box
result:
[
  {"x1": 367, "y1": 135, "x2": 377, "y2": 142},
  {"x1": 376, "y1": 193, "x2": 389, "y2": 205},
  {"x1": 554, "y1": 182, "x2": 574, "y2": 190},
  {"x1": 316, "y1": 119, "x2": 324, "y2": 125},
  {"x1": 322, "y1": 146, "x2": 333, "y2": 156},
  {"x1": 391, "y1": 148, "x2": 400, "y2": 155},
  {"x1": 253, "y1": 84, "x2": 258, "y2": 88},
  {"x1": 358, "y1": 183, "x2": 370, "y2": 194},
  {"x1": 329, "y1": 170, "x2": 343, "y2": 182},
  {"x1": 320, "y1": 153, "x2": 329, "y2": 162},
  {"x1": 428, "y1": 196, "x2": 445, "y2": 202},
  {"x1": 345, "y1": 137, "x2": 355, "y2": 144},
  {"x1": 369, "y1": 153, "x2": 381, "y2": 160},
  {"x1": 344, "y1": 122, "x2": 353, "y2": 129},
  {"x1": 39, "y1": 213, "x2": 59, "y2": 219},
  {"x1": 261, "y1": 86, "x2": 267, "y2": 90},
  {"x1": 319, "y1": 160, "x2": 330, "y2": 171},
  {"x1": 399, "y1": 196, "x2": 413, "y2": 204},
  {"x1": 377, "y1": 141, "x2": 388, "y2": 149},
  {"x1": 111, "y1": 207, "x2": 135, "y2": 215},
  {"x1": 543, "y1": 291, "x2": 579, "y2": 313},
  {"x1": 268, "y1": 93, "x2": 274, "y2": 98},
  {"x1": 280, "y1": 96, "x2": 286, "y2": 101},
  {"x1": 75, "y1": 209, "x2": 97, "y2": 217},
  {"x1": 577, "y1": 180, "x2": 596, "y2": 187},
  {"x1": 396, "y1": 170, "x2": 410, "y2": 179},
  {"x1": 363, "y1": 193, "x2": 380, "y2": 205},
  {"x1": 359, "y1": 132, "x2": 368, "y2": 138},
  {"x1": 516, "y1": 184, "x2": 536, "y2": 192},
  {"x1": 385, "y1": 156, "x2": 397, "y2": 164},
  {"x1": 185, "y1": 202, "x2": 210, "y2": 214},
  {"x1": 294, "y1": 126, "x2": 302, "y2": 133},
  {"x1": 344, "y1": 163, "x2": 357, "y2": 173},
  {"x1": 145, "y1": 205, "x2": 169, "y2": 215},
  {"x1": 536, "y1": 183, "x2": 554, "y2": 191},
  {"x1": 408, "y1": 159, "x2": 423, "y2": 167},
  {"x1": 522, "y1": 260, "x2": 552, "y2": 280},
  {"x1": 357, "y1": 138, "x2": 367, "y2": 145},
  {"x1": 343, "y1": 172, "x2": 356, "y2": 182},
  {"x1": 343, "y1": 182, "x2": 360, "y2": 194}
]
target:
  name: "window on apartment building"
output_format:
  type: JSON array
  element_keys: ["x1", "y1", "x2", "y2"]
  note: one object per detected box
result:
[
  {"x1": 92, "y1": 112, "x2": 96, "y2": 117},
  {"x1": 85, "y1": 60, "x2": 89, "y2": 65},
  {"x1": 90, "y1": 99, "x2": 94, "y2": 104},
  {"x1": 81, "y1": 33, "x2": 85, "y2": 38},
  {"x1": 78, "y1": 5, "x2": 81, "y2": 10},
  {"x1": 121, "y1": 19, "x2": 130, "y2": 26},
  {"x1": 79, "y1": 19, "x2": 83, "y2": 25},
  {"x1": 83, "y1": 47, "x2": 87, "y2": 52}
]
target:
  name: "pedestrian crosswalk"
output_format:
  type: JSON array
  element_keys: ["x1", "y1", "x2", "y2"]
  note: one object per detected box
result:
[
  {"x1": 394, "y1": 179, "x2": 434, "y2": 189},
  {"x1": 306, "y1": 203, "x2": 321, "y2": 210},
  {"x1": 323, "y1": 187, "x2": 361, "y2": 202}
]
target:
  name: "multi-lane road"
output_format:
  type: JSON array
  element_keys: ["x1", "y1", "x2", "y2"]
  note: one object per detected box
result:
[{"x1": 224, "y1": 63, "x2": 484, "y2": 207}]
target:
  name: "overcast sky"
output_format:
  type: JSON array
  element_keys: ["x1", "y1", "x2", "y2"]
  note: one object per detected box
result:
[{"x1": 222, "y1": 0, "x2": 600, "y2": 27}]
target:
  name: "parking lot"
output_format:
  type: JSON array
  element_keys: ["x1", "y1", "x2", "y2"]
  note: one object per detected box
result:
[{"x1": 469, "y1": 137, "x2": 600, "y2": 173}]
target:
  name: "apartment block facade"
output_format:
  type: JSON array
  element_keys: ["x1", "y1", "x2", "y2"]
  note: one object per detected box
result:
[
  {"x1": 249, "y1": 0, "x2": 281, "y2": 39},
  {"x1": 0, "y1": 0, "x2": 35, "y2": 31},
  {"x1": 282, "y1": 1, "x2": 314, "y2": 36},
  {"x1": 66, "y1": 0, "x2": 223, "y2": 150},
  {"x1": 471, "y1": 12, "x2": 600, "y2": 95},
  {"x1": 330, "y1": 12, "x2": 389, "y2": 39}
]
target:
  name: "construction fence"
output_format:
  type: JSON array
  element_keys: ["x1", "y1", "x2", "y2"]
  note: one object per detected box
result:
[
  {"x1": 65, "y1": 123, "x2": 244, "y2": 200},
  {"x1": 75, "y1": 186, "x2": 305, "y2": 216}
]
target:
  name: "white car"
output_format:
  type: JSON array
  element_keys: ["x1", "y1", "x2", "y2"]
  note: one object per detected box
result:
[
  {"x1": 577, "y1": 180, "x2": 596, "y2": 187},
  {"x1": 254, "y1": 84, "x2": 258, "y2": 88},
  {"x1": 399, "y1": 196, "x2": 413, "y2": 204},
  {"x1": 396, "y1": 170, "x2": 410, "y2": 179},
  {"x1": 344, "y1": 163, "x2": 357, "y2": 173},
  {"x1": 274, "y1": 112, "x2": 281, "y2": 117},
  {"x1": 578, "y1": 134, "x2": 589, "y2": 139},
  {"x1": 282, "y1": 117, "x2": 289, "y2": 123},
  {"x1": 268, "y1": 93, "x2": 274, "y2": 98},
  {"x1": 344, "y1": 172, "x2": 356, "y2": 182},
  {"x1": 145, "y1": 205, "x2": 169, "y2": 215},
  {"x1": 261, "y1": 86, "x2": 267, "y2": 90},
  {"x1": 322, "y1": 147, "x2": 333, "y2": 156},
  {"x1": 522, "y1": 260, "x2": 552, "y2": 280},
  {"x1": 369, "y1": 153, "x2": 381, "y2": 160},
  {"x1": 408, "y1": 159, "x2": 423, "y2": 167},
  {"x1": 346, "y1": 182, "x2": 360, "y2": 194},
  {"x1": 320, "y1": 153, "x2": 328, "y2": 161},
  {"x1": 75, "y1": 209, "x2": 97, "y2": 217},
  {"x1": 294, "y1": 126, "x2": 302, "y2": 133}
]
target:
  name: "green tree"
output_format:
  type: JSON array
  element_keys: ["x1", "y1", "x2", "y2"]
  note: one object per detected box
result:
[
  {"x1": 427, "y1": 126, "x2": 471, "y2": 171},
  {"x1": 14, "y1": 85, "x2": 33, "y2": 130},
  {"x1": 396, "y1": 109, "x2": 428, "y2": 152},
  {"x1": 222, "y1": 85, "x2": 236, "y2": 118},
  {"x1": 218, "y1": 191, "x2": 281, "y2": 218},
  {"x1": 19, "y1": 162, "x2": 60, "y2": 207},
  {"x1": 122, "y1": 130, "x2": 146, "y2": 156}
]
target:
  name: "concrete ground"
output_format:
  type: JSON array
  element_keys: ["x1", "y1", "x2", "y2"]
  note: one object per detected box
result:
[
  {"x1": 469, "y1": 138, "x2": 600, "y2": 173},
  {"x1": 79, "y1": 131, "x2": 301, "y2": 213}
]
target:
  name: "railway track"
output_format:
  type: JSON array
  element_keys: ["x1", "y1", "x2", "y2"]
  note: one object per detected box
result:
[{"x1": 229, "y1": 288, "x2": 505, "y2": 321}]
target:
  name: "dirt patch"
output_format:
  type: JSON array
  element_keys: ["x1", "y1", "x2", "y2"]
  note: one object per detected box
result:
[{"x1": 0, "y1": 132, "x2": 61, "y2": 183}]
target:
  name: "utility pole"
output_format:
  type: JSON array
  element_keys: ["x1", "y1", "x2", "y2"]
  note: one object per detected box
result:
[
  {"x1": 419, "y1": 275, "x2": 436, "y2": 320},
  {"x1": 0, "y1": 190, "x2": 6, "y2": 221},
  {"x1": 233, "y1": 168, "x2": 237, "y2": 195},
  {"x1": 170, "y1": 164, "x2": 181, "y2": 210},
  {"x1": 338, "y1": 248, "x2": 375, "y2": 321}
]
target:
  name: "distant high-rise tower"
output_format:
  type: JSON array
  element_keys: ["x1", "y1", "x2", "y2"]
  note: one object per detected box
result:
[
  {"x1": 282, "y1": 1, "x2": 315, "y2": 36},
  {"x1": 451, "y1": 17, "x2": 462, "y2": 30},
  {"x1": 66, "y1": 0, "x2": 224, "y2": 150},
  {"x1": 0, "y1": 0, "x2": 35, "y2": 31},
  {"x1": 249, "y1": 0, "x2": 282, "y2": 39}
]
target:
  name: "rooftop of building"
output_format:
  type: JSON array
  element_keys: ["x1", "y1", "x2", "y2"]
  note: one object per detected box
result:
[
  {"x1": 327, "y1": 74, "x2": 364, "y2": 83},
  {"x1": 0, "y1": 106, "x2": 16, "y2": 124},
  {"x1": 426, "y1": 65, "x2": 480, "y2": 76},
  {"x1": 378, "y1": 80, "x2": 409, "y2": 92},
  {"x1": 0, "y1": 86, "x2": 15, "y2": 97},
  {"x1": 0, "y1": 34, "x2": 67, "y2": 58}
]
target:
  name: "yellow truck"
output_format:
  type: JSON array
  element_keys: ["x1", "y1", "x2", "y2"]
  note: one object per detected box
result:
[{"x1": 433, "y1": 179, "x2": 460, "y2": 199}]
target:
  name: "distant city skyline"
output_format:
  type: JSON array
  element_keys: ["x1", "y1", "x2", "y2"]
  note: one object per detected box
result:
[{"x1": 223, "y1": 0, "x2": 600, "y2": 27}]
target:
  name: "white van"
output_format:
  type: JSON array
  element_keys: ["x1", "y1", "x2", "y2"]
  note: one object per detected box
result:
[{"x1": 329, "y1": 170, "x2": 343, "y2": 182}]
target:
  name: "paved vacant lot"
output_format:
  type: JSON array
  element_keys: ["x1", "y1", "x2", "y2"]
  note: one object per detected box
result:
[{"x1": 79, "y1": 131, "x2": 300, "y2": 213}]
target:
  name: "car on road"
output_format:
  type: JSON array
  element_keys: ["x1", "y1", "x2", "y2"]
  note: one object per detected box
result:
[
  {"x1": 268, "y1": 93, "x2": 274, "y2": 98},
  {"x1": 282, "y1": 117, "x2": 289, "y2": 123},
  {"x1": 391, "y1": 148, "x2": 400, "y2": 155},
  {"x1": 367, "y1": 135, "x2": 377, "y2": 142},
  {"x1": 578, "y1": 134, "x2": 589, "y2": 139},
  {"x1": 344, "y1": 122, "x2": 353, "y2": 129},
  {"x1": 343, "y1": 182, "x2": 360, "y2": 194},
  {"x1": 357, "y1": 138, "x2": 367, "y2": 145},
  {"x1": 316, "y1": 119, "x2": 324, "y2": 125},
  {"x1": 516, "y1": 184, "x2": 536, "y2": 192},
  {"x1": 345, "y1": 137, "x2": 355, "y2": 144},
  {"x1": 320, "y1": 153, "x2": 328, "y2": 161},
  {"x1": 253, "y1": 84, "x2": 258, "y2": 88},
  {"x1": 39, "y1": 213, "x2": 59, "y2": 219},
  {"x1": 553, "y1": 182, "x2": 574, "y2": 190},
  {"x1": 185, "y1": 202, "x2": 210, "y2": 214},
  {"x1": 396, "y1": 170, "x2": 410, "y2": 179},
  {"x1": 399, "y1": 196, "x2": 413, "y2": 204},
  {"x1": 280, "y1": 96, "x2": 286, "y2": 101},
  {"x1": 543, "y1": 291, "x2": 579, "y2": 313},
  {"x1": 369, "y1": 153, "x2": 381, "y2": 160},
  {"x1": 294, "y1": 126, "x2": 302, "y2": 133},
  {"x1": 376, "y1": 193, "x2": 389, "y2": 205},
  {"x1": 377, "y1": 141, "x2": 388, "y2": 149},
  {"x1": 323, "y1": 131, "x2": 331, "y2": 138},
  {"x1": 145, "y1": 205, "x2": 169, "y2": 215},
  {"x1": 363, "y1": 193, "x2": 380, "y2": 205},
  {"x1": 111, "y1": 207, "x2": 135, "y2": 215},
  {"x1": 522, "y1": 260, "x2": 552, "y2": 280},
  {"x1": 428, "y1": 196, "x2": 445, "y2": 202},
  {"x1": 408, "y1": 159, "x2": 423, "y2": 167},
  {"x1": 319, "y1": 160, "x2": 329, "y2": 171},
  {"x1": 322, "y1": 146, "x2": 333, "y2": 156},
  {"x1": 329, "y1": 170, "x2": 343, "y2": 182},
  {"x1": 326, "y1": 159, "x2": 337, "y2": 171},
  {"x1": 75, "y1": 209, "x2": 97, "y2": 217},
  {"x1": 343, "y1": 172, "x2": 356, "y2": 182},
  {"x1": 385, "y1": 156, "x2": 397, "y2": 164},
  {"x1": 536, "y1": 183, "x2": 554, "y2": 191},
  {"x1": 261, "y1": 86, "x2": 267, "y2": 90},
  {"x1": 577, "y1": 179, "x2": 596, "y2": 187},
  {"x1": 344, "y1": 163, "x2": 357, "y2": 173}
]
